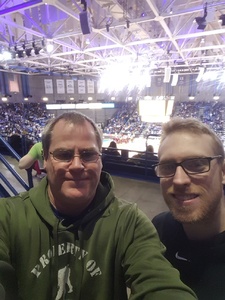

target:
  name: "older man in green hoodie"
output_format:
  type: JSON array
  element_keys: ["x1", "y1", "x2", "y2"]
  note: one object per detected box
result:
[{"x1": 0, "y1": 112, "x2": 197, "y2": 300}]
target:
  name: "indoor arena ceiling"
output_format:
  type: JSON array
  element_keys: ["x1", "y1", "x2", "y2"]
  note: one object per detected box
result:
[{"x1": 0, "y1": 0, "x2": 225, "y2": 77}]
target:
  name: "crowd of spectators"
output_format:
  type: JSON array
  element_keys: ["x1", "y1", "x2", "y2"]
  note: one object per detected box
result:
[
  {"x1": 172, "y1": 101, "x2": 225, "y2": 143},
  {"x1": 0, "y1": 103, "x2": 51, "y2": 143},
  {"x1": 0, "y1": 103, "x2": 51, "y2": 155},
  {"x1": 1, "y1": 100, "x2": 225, "y2": 154},
  {"x1": 103, "y1": 100, "x2": 225, "y2": 145}
]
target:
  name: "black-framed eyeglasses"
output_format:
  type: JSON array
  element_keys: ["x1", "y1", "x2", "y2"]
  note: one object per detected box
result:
[
  {"x1": 49, "y1": 149, "x2": 102, "y2": 164},
  {"x1": 154, "y1": 155, "x2": 222, "y2": 178}
]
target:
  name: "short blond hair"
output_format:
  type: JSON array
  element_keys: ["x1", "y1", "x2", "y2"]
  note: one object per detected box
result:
[{"x1": 160, "y1": 117, "x2": 224, "y2": 159}]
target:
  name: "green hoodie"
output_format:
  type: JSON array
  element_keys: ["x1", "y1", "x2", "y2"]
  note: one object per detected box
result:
[{"x1": 0, "y1": 172, "x2": 197, "y2": 300}]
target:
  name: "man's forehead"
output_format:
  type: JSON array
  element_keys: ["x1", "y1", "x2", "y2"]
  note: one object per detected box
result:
[
  {"x1": 52, "y1": 119, "x2": 90, "y2": 130},
  {"x1": 50, "y1": 119, "x2": 97, "y2": 145},
  {"x1": 161, "y1": 131, "x2": 211, "y2": 142},
  {"x1": 158, "y1": 132, "x2": 214, "y2": 156}
]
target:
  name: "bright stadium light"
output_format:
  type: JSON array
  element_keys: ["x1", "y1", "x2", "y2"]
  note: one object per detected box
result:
[
  {"x1": 202, "y1": 71, "x2": 218, "y2": 81},
  {"x1": 220, "y1": 70, "x2": 225, "y2": 83},
  {"x1": 99, "y1": 60, "x2": 151, "y2": 93},
  {"x1": 99, "y1": 62, "x2": 130, "y2": 93},
  {"x1": 46, "y1": 42, "x2": 54, "y2": 53},
  {"x1": 0, "y1": 50, "x2": 12, "y2": 61}
]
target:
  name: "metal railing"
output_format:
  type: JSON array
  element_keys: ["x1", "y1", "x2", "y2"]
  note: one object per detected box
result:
[{"x1": 0, "y1": 136, "x2": 33, "y2": 196}]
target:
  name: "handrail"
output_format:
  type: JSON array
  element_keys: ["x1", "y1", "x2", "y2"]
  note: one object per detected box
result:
[
  {"x1": 0, "y1": 135, "x2": 34, "y2": 190},
  {"x1": 0, "y1": 173, "x2": 19, "y2": 196},
  {"x1": 0, "y1": 135, "x2": 33, "y2": 195},
  {"x1": 0, "y1": 183, "x2": 11, "y2": 197},
  {"x1": 0, "y1": 136, "x2": 21, "y2": 161},
  {"x1": 0, "y1": 154, "x2": 29, "y2": 192}
]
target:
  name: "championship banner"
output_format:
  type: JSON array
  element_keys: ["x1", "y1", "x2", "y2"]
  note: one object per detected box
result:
[
  {"x1": 56, "y1": 79, "x2": 65, "y2": 94},
  {"x1": 87, "y1": 79, "x2": 94, "y2": 93},
  {"x1": 9, "y1": 74, "x2": 19, "y2": 93},
  {"x1": 156, "y1": 76, "x2": 163, "y2": 86},
  {"x1": 66, "y1": 79, "x2": 74, "y2": 94},
  {"x1": 78, "y1": 79, "x2": 86, "y2": 94},
  {"x1": 96, "y1": 80, "x2": 102, "y2": 94},
  {"x1": 178, "y1": 75, "x2": 186, "y2": 86},
  {"x1": 44, "y1": 79, "x2": 53, "y2": 94}
]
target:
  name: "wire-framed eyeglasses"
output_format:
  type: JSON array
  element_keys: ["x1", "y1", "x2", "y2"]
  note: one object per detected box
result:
[
  {"x1": 49, "y1": 149, "x2": 102, "y2": 164},
  {"x1": 154, "y1": 155, "x2": 222, "y2": 178}
]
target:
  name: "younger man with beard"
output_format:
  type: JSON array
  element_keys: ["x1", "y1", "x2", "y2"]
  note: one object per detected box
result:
[{"x1": 152, "y1": 117, "x2": 225, "y2": 300}]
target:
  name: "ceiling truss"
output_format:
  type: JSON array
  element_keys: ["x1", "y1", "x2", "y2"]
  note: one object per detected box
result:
[{"x1": 0, "y1": 0, "x2": 224, "y2": 77}]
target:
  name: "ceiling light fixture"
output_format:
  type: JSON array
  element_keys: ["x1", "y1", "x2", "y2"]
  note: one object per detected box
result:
[
  {"x1": 195, "y1": 3, "x2": 207, "y2": 30},
  {"x1": 219, "y1": 14, "x2": 225, "y2": 26},
  {"x1": 2, "y1": 50, "x2": 12, "y2": 60},
  {"x1": 195, "y1": 17, "x2": 207, "y2": 29},
  {"x1": 46, "y1": 43, "x2": 54, "y2": 53},
  {"x1": 213, "y1": 95, "x2": 220, "y2": 100}
]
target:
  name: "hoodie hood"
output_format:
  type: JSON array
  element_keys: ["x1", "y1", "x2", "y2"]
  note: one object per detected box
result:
[{"x1": 28, "y1": 171, "x2": 115, "y2": 229}]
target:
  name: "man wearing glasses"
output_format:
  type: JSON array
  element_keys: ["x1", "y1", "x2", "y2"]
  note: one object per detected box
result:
[
  {"x1": 0, "y1": 112, "x2": 197, "y2": 300},
  {"x1": 152, "y1": 117, "x2": 225, "y2": 300}
]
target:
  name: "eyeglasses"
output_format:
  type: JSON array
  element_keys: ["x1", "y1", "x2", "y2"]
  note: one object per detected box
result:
[
  {"x1": 154, "y1": 155, "x2": 222, "y2": 178},
  {"x1": 49, "y1": 149, "x2": 102, "y2": 164}
]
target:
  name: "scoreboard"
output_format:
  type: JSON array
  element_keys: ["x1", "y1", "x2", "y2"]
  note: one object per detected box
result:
[{"x1": 138, "y1": 99, "x2": 174, "y2": 123}]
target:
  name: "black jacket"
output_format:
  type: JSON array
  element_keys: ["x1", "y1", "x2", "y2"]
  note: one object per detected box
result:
[{"x1": 152, "y1": 211, "x2": 225, "y2": 300}]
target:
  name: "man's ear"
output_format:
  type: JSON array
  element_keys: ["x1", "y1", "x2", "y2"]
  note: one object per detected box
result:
[
  {"x1": 221, "y1": 159, "x2": 225, "y2": 185},
  {"x1": 43, "y1": 151, "x2": 47, "y2": 169},
  {"x1": 43, "y1": 160, "x2": 47, "y2": 169}
]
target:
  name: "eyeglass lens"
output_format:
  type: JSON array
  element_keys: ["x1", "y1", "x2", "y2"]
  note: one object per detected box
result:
[
  {"x1": 157, "y1": 157, "x2": 211, "y2": 177},
  {"x1": 51, "y1": 149, "x2": 100, "y2": 163}
]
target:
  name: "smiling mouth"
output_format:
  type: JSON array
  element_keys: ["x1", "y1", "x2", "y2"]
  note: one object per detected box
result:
[{"x1": 173, "y1": 194, "x2": 198, "y2": 201}]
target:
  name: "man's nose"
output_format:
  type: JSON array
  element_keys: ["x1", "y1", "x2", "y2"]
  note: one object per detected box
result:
[
  {"x1": 172, "y1": 165, "x2": 191, "y2": 185},
  {"x1": 69, "y1": 155, "x2": 84, "y2": 168}
]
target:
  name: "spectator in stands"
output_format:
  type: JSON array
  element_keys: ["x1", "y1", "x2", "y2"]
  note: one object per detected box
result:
[
  {"x1": 142, "y1": 145, "x2": 158, "y2": 166},
  {"x1": 104, "y1": 141, "x2": 121, "y2": 158},
  {"x1": 0, "y1": 112, "x2": 197, "y2": 300},
  {"x1": 128, "y1": 144, "x2": 158, "y2": 167},
  {"x1": 18, "y1": 141, "x2": 45, "y2": 179},
  {"x1": 152, "y1": 117, "x2": 225, "y2": 300}
]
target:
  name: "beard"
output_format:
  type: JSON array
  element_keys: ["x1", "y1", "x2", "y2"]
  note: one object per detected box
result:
[{"x1": 167, "y1": 195, "x2": 222, "y2": 224}]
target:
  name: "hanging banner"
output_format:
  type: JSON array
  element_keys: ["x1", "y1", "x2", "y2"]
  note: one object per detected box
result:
[
  {"x1": 178, "y1": 75, "x2": 186, "y2": 86},
  {"x1": 97, "y1": 79, "x2": 103, "y2": 94},
  {"x1": 66, "y1": 79, "x2": 74, "y2": 94},
  {"x1": 156, "y1": 76, "x2": 163, "y2": 86},
  {"x1": 56, "y1": 79, "x2": 65, "y2": 94},
  {"x1": 78, "y1": 79, "x2": 86, "y2": 94},
  {"x1": 44, "y1": 79, "x2": 53, "y2": 94},
  {"x1": 87, "y1": 79, "x2": 94, "y2": 93},
  {"x1": 9, "y1": 74, "x2": 19, "y2": 93}
]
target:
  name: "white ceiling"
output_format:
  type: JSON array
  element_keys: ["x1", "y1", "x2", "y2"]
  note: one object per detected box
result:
[{"x1": 0, "y1": 0, "x2": 225, "y2": 77}]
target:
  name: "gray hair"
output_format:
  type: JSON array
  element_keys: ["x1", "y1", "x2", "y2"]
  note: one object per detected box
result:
[{"x1": 42, "y1": 112, "x2": 103, "y2": 159}]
